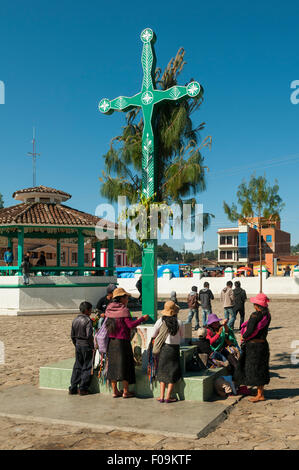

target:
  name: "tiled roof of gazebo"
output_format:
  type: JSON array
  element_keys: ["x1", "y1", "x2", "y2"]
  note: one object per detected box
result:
[
  {"x1": 0, "y1": 202, "x2": 104, "y2": 226},
  {"x1": 12, "y1": 186, "x2": 71, "y2": 199},
  {"x1": 0, "y1": 185, "x2": 117, "y2": 232}
]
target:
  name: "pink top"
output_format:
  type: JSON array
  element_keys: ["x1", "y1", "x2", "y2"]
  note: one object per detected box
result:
[{"x1": 109, "y1": 316, "x2": 145, "y2": 340}]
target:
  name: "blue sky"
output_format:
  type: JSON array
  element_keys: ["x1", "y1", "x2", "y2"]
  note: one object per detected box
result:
[{"x1": 0, "y1": 0, "x2": 299, "y2": 252}]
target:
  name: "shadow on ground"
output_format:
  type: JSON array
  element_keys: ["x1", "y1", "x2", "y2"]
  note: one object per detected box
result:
[{"x1": 265, "y1": 388, "x2": 299, "y2": 400}]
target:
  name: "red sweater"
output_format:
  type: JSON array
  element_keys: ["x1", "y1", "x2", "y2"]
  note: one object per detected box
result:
[
  {"x1": 206, "y1": 327, "x2": 221, "y2": 346},
  {"x1": 109, "y1": 316, "x2": 145, "y2": 341}
]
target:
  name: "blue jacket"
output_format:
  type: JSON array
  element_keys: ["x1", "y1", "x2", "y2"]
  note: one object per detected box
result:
[{"x1": 4, "y1": 251, "x2": 13, "y2": 263}]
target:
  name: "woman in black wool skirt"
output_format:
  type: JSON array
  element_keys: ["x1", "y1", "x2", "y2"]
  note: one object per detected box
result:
[
  {"x1": 234, "y1": 293, "x2": 271, "y2": 402},
  {"x1": 105, "y1": 288, "x2": 149, "y2": 398},
  {"x1": 152, "y1": 301, "x2": 184, "y2": 403}
]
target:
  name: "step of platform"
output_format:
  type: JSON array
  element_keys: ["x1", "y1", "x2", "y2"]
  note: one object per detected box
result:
[{"x1": 39, "y1": 358, "x2": 226, "y2": 402}]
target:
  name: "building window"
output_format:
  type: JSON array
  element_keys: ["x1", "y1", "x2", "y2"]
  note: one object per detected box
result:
[
  {"x1": 266, "y1": 235, "x2": 272, "y2": 242},
  {"x1": 239, "y1": 247, "x2": 248, "y2": 258},
  {"x1": 226, "y1": 236, "x2": 233, "y2": 245},
  {"x1": 220, "y1": 236, "x2": 226, "y2": 245},
  {"x1": 84, "y1": 253, "x2": 89, "y2": 264},
  {"x1": 61, "y1": 252, "x2": 66, "y2": 264},
  {"x1": 226, "y1": 251, "x2": 233, "y2": 259},
  {"x1": 220, "y1": 251, "x2": 226, "y2": 260},
  {"x1": 72, "y1": 252, "x2": 78, "y2": 264}
]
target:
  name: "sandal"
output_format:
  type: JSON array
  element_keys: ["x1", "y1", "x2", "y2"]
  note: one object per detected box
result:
[
  {"x1": 112, "y1": 390, "x2": 123, "y2": 398},
  {"x1": 122, "y1": 392, "x2": 135, "y2": 399},
  {"x1": 156, "y1": 398, "x2": 165, "y2": 403},
  {"x1": 165, "y1": 398, "x2": 178, "y2": 403}
]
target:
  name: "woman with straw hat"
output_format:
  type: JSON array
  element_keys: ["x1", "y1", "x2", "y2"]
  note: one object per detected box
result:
[
  {"x1": 152, "y1": 300, "x2": 184, "y2": 403},
  {"x1": 233, "y1": 293, "x2": 271, "y2": 402},
  {"x1": 105, "y1": 287, "x2": 149, "y2": 398}
]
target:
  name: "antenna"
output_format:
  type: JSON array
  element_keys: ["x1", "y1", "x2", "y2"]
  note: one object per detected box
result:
[{"x1": 27, "y1": 127, "x2": 41, "y2": 186}]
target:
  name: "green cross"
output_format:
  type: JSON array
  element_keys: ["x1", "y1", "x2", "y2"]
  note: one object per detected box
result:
[{"x1": 99, "y1": 28, "x2": 202, "y2": 322}]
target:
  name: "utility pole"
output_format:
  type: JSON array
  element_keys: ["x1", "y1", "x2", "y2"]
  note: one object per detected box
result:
[{"x1": 27, "y1": 127, "x2": 41, "y2": 186}]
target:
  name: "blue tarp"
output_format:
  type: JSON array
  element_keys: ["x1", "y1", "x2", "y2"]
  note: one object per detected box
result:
[
  {"x1": 116, "y1": 267, "x2": 141, "y2": 278},
  {"x1": 116, "y1": 264, "x2": 189, "y2": 278}
]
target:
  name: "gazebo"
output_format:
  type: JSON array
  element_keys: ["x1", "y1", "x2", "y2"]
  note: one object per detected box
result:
[{"x1": 0, "y1": 186, "x2": 116, "y2": 315}]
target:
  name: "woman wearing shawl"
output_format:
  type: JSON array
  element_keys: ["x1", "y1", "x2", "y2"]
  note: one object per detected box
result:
[
  {"x1": 105, "y1": 288, "x2": 149, "y2": 398},
  {"x1": 152, "y1": 301, "x2": 184, "y2": 403},
  {"x1": 206, "y1": 314, "x2": 240, "y2": 373},
  {"x1": 233, "y1": 293, "x2": 271, "y2": 402}
]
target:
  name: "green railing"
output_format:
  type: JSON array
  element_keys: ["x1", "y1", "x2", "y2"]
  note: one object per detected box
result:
[{"x1": 0, "y1": 266, "x2": 114, "y2": 276}]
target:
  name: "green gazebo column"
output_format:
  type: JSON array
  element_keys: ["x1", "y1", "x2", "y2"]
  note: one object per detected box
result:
[
  {"x1": 56, "y1": 239, "x2": 61, "y2": 275},
  {"x1": 17, "y1": 228, "x2": 24, "y2": 275},
  {"x1": 7, "y1": 237, "x2": 13, "y2": 250},
  {"x1": 7, "y1": 236, "x2": 13, "y2": 273},
  {"x1": 108, "y1": 239, "x2": 114, "y2": 277},
  {"x1": 77, "y1": 229, "x2": 85, "y2": 276},
  {"x1": 95, "y1": 241, "x2": 101, "y2": 268}
]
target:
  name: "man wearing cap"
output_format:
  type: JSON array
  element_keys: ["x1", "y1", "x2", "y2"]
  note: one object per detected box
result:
[{"x1": 96, "y1": 284, "x2": 116, "y2": 315}]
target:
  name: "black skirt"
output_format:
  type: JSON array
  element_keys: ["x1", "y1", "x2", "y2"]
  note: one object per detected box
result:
[
  {"x1": 233, "y1": 340, "x2": 270, "y2": 387},
  {"x1": 107, "y1": 338, "x2": 136, "y2": 384},
  {"x1": 157, "y1": 343, "x2": 182, "y2": 384}
]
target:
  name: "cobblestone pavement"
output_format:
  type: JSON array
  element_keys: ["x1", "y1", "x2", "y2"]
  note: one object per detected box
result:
[{"x1": 0, "y1": 298, "x2": 298, "y2": 450}]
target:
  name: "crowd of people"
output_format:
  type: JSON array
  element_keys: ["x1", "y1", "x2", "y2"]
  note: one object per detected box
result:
[
  {"x1": 69, "y1": 280, "x2": 271, "y2": 404},
  {"x1": 185, "y1": 280, "x2": 247, "y2": 331},
  {"x1": 2, "y1": 247, "x2": 47, "y2": 283}
]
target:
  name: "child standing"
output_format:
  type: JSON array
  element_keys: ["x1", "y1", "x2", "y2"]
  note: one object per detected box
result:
[
  {"x1": 69, "y1": 301, "x2": 94, "y2": 396},
  {"x1": 21, "y1": 252, "x2": 31, "y2": 285}
]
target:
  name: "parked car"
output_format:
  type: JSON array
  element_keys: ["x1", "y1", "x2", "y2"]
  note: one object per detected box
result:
[{"x1": 201, "y1": 267, "x2": 224, "y2": 277}]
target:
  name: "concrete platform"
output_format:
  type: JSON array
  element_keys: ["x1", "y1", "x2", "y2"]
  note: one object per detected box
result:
[
  {"x1": 0, "y1": 275, "x2": 117, "y2": 315},
  {"x1": 0, "y1": 385, "x2": 240, "y2": 439},
  {"x1": 39, "y1": 357, "x2": 227, "y2": 402}
]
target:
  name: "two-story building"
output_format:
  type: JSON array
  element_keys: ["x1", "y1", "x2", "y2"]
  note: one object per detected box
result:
[{"x1": 218, "y1": 218, "x2": 298, "y2": 274}]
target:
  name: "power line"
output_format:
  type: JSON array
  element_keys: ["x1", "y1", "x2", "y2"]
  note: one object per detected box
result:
[{"x1": 209, "y1": 153, "x2": 299, "y2": 179}]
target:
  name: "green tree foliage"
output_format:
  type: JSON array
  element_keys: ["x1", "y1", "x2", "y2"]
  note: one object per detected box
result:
[
  {"x1": 223, "y1": 174, "x2": 284, "y2": 291},
  {"x1": 100, "y1": 48, "x2": 213, "y2": 228},
  {"x1": 291, "y1": 244, "x2": 299, "y2": 254}
]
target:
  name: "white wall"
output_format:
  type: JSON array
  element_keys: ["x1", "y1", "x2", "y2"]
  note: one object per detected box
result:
[
  {"x1": 0, "y1": 275, "x2": 117, "y2": 315},
  {"x1": 119, "y1": 276, "x2": 299, "y2": 297}
]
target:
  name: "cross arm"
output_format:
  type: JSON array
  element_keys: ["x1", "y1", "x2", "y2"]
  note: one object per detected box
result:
[
  {"x1": 99, "y1": 93, "x2": 142, "y2": 114},
  {"x1": 153, "y1": 81, "x2": 202, "y2": 104}
]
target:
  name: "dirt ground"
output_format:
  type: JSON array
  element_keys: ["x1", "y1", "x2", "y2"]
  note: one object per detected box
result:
[{"x1": 0, "y1": 298, "x2": 299, "y2": 450}]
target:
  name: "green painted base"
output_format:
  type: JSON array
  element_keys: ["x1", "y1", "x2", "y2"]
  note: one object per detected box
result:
[{"x1": 39, "y1": 357, "x2": 226, "y2": 402}]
